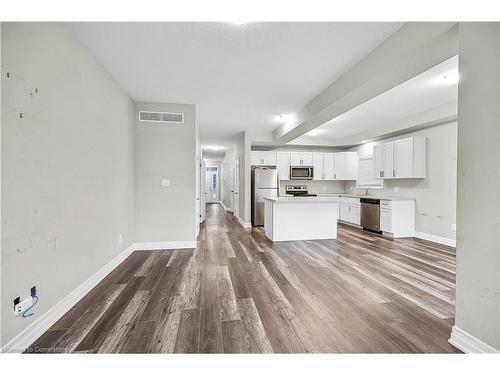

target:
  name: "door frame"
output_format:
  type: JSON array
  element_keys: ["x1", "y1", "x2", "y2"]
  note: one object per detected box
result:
[{"x1": 233, "y1": 158, "x2": 240, "y2": 219}]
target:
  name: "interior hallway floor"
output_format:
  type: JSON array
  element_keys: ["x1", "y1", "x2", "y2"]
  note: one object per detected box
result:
[{"x1": 27, "y1": 203, "x2": 457, "y2": 353}]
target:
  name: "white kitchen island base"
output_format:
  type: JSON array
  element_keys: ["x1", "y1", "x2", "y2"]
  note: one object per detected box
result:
[{"x1": 264, "y1": 197, "x2": 339, "y2": 242}]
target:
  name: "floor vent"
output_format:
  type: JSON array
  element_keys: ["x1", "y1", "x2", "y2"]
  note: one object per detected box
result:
[{"x1": 139, "y1": 111, "x2": 184, "y2": 124}]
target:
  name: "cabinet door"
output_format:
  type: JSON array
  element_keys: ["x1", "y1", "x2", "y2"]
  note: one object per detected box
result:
[
  {"x1": 373, "y1": 144, "x2": 384, "y2": 178},
  {"x1": 262, "y1": 151, "x2": 277, "y2": 166},
  {"x1": 350, "y1": 205, "x2": 360, "y2": 225},
  {"x1": 340, "y1": 203, "x2": 350, "y2": 222},
  {"x1": 290, "y1": 152, "x2": 302, "y2": 166},
  {"x1": 394, "y1": 137, "x2": 413, "y2": 178},
  {"x1": 334, "y1": 153, "x2": 347, "y2": 180},
  {"x1": 346, "y1": 153, "x2": 358, "y2": 180},
  {"x1": 323, "y1": 153, "x2": 335, "y2": 180},
  {"x1": 312, "y1": 153, "x2": 324, "y2": 180},
  {"x1": 251, "y1": 151, "x2": 262, "y2": 166},
  {"x1": 277, "y1": 152, "x2": 290, "y2": 180},
  {"x1": 383, "y1": 142, "x2": 394, "y2": 179},
  {"x1": 380, "y1": 209, "x2": 392, "y2": 232},
  {"x1": 301, "y1": 153, "x2": 313, "y2": 166}
]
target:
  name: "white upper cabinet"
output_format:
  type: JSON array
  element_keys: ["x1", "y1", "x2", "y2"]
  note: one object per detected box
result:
[
  {"x1": 301, "y1": 153, "x2": 313, "y2": 166},
  {"x1": 373, "y1": 136, "x2": 426, "y2": 179},
  {"x1": 374, "y1": 144, "x2": 384, "y2": 179},
  {"x1": 323, "y1": 153, "x2": 335, "y2": 180},
  {"x1": 290, "y1": 152, "x2": 313, "y2": 166},
  {"x1": 277, "y1": 152, "x2": 291, "y2": 180},
  {"x1": 383, "y1": 141, "x2": 394, "y2": 178},
  {"x1": 312, "y1": 153, "x2": 324, "y2": 180},
  {"x1": 290, "y1": 152, "x2": 302, "y2": 165},
  {"x1": 251, "y1": 151, "x2": 277, "y2": 166},
  {"x1": 334, "y1": 152, "x2": 358, "y2": 180}
]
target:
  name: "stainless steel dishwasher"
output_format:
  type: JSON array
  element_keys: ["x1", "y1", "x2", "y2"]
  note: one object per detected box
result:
[{"x1": 360, "y1": 198, "x2": 381, "y2": 233}]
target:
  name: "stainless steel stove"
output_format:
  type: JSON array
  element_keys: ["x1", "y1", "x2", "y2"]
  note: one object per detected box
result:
[{"x1": 285, "y1": 185, "x2": 317, "y2": 197}]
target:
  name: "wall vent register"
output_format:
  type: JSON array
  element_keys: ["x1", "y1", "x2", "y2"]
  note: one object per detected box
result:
[{"x1": 139, "y1": 111, "x2": 184, "y2": 124}]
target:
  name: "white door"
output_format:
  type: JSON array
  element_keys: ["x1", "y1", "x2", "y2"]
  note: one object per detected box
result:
[
  {"x1": 383, "y1": 141, "x2": 394, "y2": 179},
  {"x1": 301, "y1": 153, "x2": 313, "y2": 166},
  {"x1": 313, "y1": 153, "x2": 324, "y2": 180},
  {"x1": 277, "y1": 152, "x2": 290, "y2": 180},
  {"x1": 334, "y1": 153, "x2": 347, "y2": 180},
  {"x1": 373, "y1": 144, "x2": 384, "y2": 178},
  {"x1": 290, "y1": 152, "x2": 302, "y2": 166},
  {"x1": 323, "y1": 153, "x2": 335, "y2": 180},
  {"x1": 394, "y1": 138, "x2": 413, "y2": 178},
  {"x1": 233, "y1": 159, "x2": 240, "y2": 218},
  {"x1": 205, "y1": 166, "x2": 218, "y2": 203},
  {"x1": 201, "y1": 160, "x2": 206, "y2": 222}
]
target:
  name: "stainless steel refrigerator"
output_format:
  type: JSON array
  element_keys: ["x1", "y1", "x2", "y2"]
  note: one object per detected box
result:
[{"x1": 251, "y1": 167, "x2": 278, "y2": 226}]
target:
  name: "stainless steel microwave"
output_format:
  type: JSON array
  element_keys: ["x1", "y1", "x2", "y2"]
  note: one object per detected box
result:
[{"x1": 290, "y1": 166, "x2": 314, "y2": 180}]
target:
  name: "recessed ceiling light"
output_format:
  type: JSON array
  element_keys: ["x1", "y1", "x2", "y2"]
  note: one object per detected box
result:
[
  {"x1": 204, "y1": 145, "x2": 223, "y2": 151},
  {"x1": 229, "y1": 21, "x2": 250, "y2": 25},
  {"x1": 440, "y1": 70, "x2": 459, "y2": 85},
  {"x1": 307, "y1": 129, "x2": 324, "y2": 137},
  {"x1": 274, "y1": 114, "x2": 291, "y2": 123}
]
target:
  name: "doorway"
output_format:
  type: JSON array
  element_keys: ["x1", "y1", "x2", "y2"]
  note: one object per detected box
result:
[
  {"x1": 205, "y1": 166, "x2": 219, "y2": 203},
  {"x1": 233, "y1": 159, "x2": 240, "y2": 219}
]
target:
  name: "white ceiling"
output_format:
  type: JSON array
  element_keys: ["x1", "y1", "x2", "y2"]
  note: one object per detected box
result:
[
  {"x1": 293, "y1": 55, "x2": 459, "y2": 146},
  {"x1": 70, "y1": 22, "x2": 403, "y2": 151}
]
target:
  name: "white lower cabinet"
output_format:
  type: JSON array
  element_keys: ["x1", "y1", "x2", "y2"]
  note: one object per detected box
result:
[
  {"x1": 380, "y1": 208, "x2": 392, "y2": 232},
  {"x1": 379, "y1": 199, "x2": 415, "y2": 238},
  {"x1": 339, "y1": 197, "x2": 360, "y2": 226}
]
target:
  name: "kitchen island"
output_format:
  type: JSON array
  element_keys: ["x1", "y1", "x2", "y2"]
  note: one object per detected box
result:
[{"x1": 263, "y1": 196, "x2": 339, "y2": 241}]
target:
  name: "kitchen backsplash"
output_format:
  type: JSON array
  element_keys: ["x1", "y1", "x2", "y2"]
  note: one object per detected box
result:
[{"x1": 279, "y1": 180, "x2": 346, "y2": 195}]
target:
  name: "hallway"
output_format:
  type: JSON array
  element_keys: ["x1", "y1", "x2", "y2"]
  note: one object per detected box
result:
[{"x1": 28, "y1": 203, "x2": 456, "y2": 353}]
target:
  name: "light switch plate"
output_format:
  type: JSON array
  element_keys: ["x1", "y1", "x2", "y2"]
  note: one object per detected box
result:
[
  {"x1": 161, "y1": 179, "x2": 170, "y2": 187},
  {"x1": 451, "y1": 224, "x2": 456, "y2": 231}
]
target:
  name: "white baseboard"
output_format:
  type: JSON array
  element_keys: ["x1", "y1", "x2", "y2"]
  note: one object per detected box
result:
[
  {"x1": 132, "y1": 241, "x2": 196, "y2": 251},
  {"x1": 1, "y1": 238, "x2": 198, "y2": 353},
  {"x1": 449, "y1": 326, "x2": 499, "y2": 353},
  {"x1": 1, "y1": 243, "x2": 135, "y2": 353},
  {"x1": 414, "y1": 231, "x2": 456, "y2": 247},
  {"x1": 237, "y1": 215, "x2": 252, "y2": 229},
  {"x1": 220, "y1": 202, "x2": 233, "y2": 212}
]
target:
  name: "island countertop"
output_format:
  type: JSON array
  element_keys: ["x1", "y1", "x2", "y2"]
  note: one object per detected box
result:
[{"x1": 263, "y1": 196, "x2": 340, "y2": 203}]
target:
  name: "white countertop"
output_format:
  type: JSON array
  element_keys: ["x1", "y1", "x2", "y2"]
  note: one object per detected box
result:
[
  {"x1": 315, "y1": 193, "x2": 415, "y2": 201},
  {"x1": 264, "y1": 196, "x2": 340, "y2": 203}
]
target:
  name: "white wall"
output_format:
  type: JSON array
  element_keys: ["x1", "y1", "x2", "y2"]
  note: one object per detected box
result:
[
  {"x1": 1, "y1": 23, "x2": 134, "y2": 345},
  {"x1": 454, "y1": 23, "x2": 500, "y2": 351},
  {"x1": 134, "y1": 101, "x2": 197, "y2": 244},
  {"x1": 345, "y1": 121, "x2": 458, "y2": 241},
  {"x1": 221, "y1": 149, "x2": 235, "y2": 211}
]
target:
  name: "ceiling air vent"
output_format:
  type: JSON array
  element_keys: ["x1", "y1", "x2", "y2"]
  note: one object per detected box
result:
[{"x1": 139, "y1": 111, "x2": 184, "y2": 124}]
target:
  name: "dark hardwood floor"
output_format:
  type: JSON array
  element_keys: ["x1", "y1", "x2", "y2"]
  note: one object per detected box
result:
[{"x1": 27, "y1": 203, "x2": 457, "y2": 353}]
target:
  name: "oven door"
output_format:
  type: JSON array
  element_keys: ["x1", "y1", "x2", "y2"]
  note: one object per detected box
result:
[{"x1": 290, "y1": 166, "x2": 313, "y2": 180}]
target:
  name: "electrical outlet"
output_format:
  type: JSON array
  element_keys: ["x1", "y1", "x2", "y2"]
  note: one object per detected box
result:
[
  {"x1": 161, "y1": 178, "x2": 170, "y2": 187},
  {"x1": 14, "y1": 296, "x2": 34, "y2": 316},
  {"x1": 31, "y1": 286, "x2": 37, "y2": 298},
  {"x1": 323, "y1": 186, "x2": 327, "y2": 191},
  {"x1": 118, "y1": 233, "x2": 123, "y2": 244},
  {"x1": 393, "y1": 186, "x2": 400, "y2": 193},
  {"x1": 451, "y1": 224, "x2": 456, "y2": 231}
]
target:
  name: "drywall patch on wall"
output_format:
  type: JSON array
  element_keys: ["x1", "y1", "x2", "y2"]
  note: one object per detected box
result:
[{"x1": 1, "y1": 23, "x2": 134, "y2": 345}]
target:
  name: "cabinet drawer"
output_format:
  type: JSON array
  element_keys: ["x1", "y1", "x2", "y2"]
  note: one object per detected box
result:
[
  {"x1": 340, "y1": 196, "x2": 360, "y2": 205},
  {"x1": 380, "y1": 208, "x2": 392, "y2": 232},
  {"x1": 380, "y1": 200, "x2": 391, "y2": 209}
]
